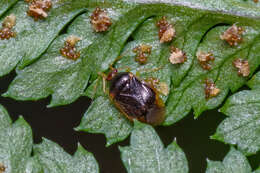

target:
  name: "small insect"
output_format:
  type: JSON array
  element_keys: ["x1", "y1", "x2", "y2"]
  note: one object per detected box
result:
[
  {"x1": 0, "y1": 14, "x2": 16, "y2": 40},
  {"x1": 133, "y1": 44, "x2": 152, "y2": 65},
  {"x1": 204, "y1": 79, "x2": 220, "y2": 99},
  {"x1": 156, "y1": 16, "x2": 175, "y2": 43},
  {"x1": 0, "y1": 163, "x2": 5, "y2": 173},
  {"x1": 169, "y1": 46, "x2": 187, "y2": 64},
  {"x1": 108, "y1": 72, "x2": 165, "y2": 126},
  {"x1": 60, "y1": 35, "x2": 81, "y2": 60},
  {"x1": 90, "y1": 7, "x2": 112, "y2": 32},
  {"x1": 26, "y1": 0, "x2": 52, "y2": 20},
  {"x1": 196, "y1": 51, "x2": 215, "y2": 70},
  {"x1": 233, "y1": 58, "x2": 250, "y2": 77},
  {"x1": 220, "y1": 24, "x2": 244, "y2": 46}
]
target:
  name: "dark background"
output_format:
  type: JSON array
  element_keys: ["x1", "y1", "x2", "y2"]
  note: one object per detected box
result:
[{"x1": 0, "y1": 71, "x2": 259, "y2": 173}]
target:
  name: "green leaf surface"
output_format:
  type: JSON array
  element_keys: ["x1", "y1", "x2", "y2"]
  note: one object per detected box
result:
[
  {"x1": 125, "y1": 0, "x2": 260, "y2": 17},
  {"x1": 119, "y1": 120, "x2": 188, "y2": 173},
  {"x1": 0, "y1": 0, "x2": 89, "y2": 77},
  {"x1": 0, "y1": 105, "x2": 99, "y2": 173},
  {"x1": 79, "y1": 5, "x2": 203, "y2": 145},
  {"x1": 206, "y1": 148, "x2": 253, "y2": 173},
  {"x1": 3, "y1": 12, "x2": 100, "y2": 107},
  {"x1": 24, "y1": 157, "x2": 43, "y2": 173},
  {"x1": 254, "y1": 167, "x2": 260, "y2": 173},
  {"x1": 0, "y1": 0, "x2": 18, "y2": 17},
  {"x1": 3, "y1": 0, "x2": 260, "y2": 145},
  {"x1": 248, "y1": 71, "x2": 260, "y2": 90},
  {"x1": 0, "y1": 104, "x2": 11, "y2": 131},
  {"x1": 76, "y1": 96, "x2": 132, "y2": 147},
  {"x1": 34, "y1": 139, "x2": 99, "y2": 173},
  {"x1": 0, "y1": 107, "x2": 33, "y2": 173},
  {"x1": 4, "y1": 3, "x2": 133, "y2": 107},
  {"x1": 164, "y1": 15, "x2": 260, "y2": 124},
  {"x1": 79, "y1": 15, "x2": 175, "y2": 145},
  {"x1": 212, "y1": 72, "x2": 260, "y2": 155},
  {"x1": 81, "y1": 1, "x2": 260, "y2": 144}
]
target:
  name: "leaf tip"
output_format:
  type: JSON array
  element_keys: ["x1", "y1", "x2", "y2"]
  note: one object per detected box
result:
[
  {"x1": 206, "y1": 158, "x2": 211, "y2": 163},
  {"x1": 105, "y1": 140, "x2": 114, "y2": 147},
  {"x1": 118, "y1": 145, "x2": 128, "y2": 154},
  {"x1": 16, "y1": 115, "x2": 29, "y2": 125},
  {"x1": 118, "y1": 146, "x2": 124, "y2": 152},
  {"x1": 194, "y1": 110, "x2": 202, "y2": 119},
  {"x1": 169, "y1": 138, "x2": 179, "y2": 147},
  {"x1": 74, "y1": 126, "x2": 82, "y2": 131},
  {"x1": 46, "y1": 103, "x2": 55, "y2": 108},
  {"x1": 210, "y1": 133, "x2": 223, "y2": 141},
  {"x1": 1, "y1": 92, "x2": 10, "y2": 98},
  {"x1": 174, "y1": 137, "x2": 177, "y2": 143},
  {"x1": 194, "y1": 114, "x2": 199, "y2": 119},
  {"x1": 73, "y1": 126, "x2": 81, "y2": 132},
  {"x1": 76, "y1": 143, "x2": 86, "y2": 152},
  {"x1": 218, "y1": 107, "x2": 224, "y2": 113}
]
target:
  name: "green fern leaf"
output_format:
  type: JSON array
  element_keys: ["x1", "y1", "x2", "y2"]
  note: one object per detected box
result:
[
  {"x1": 0, "y1": 105, "x2": 99, "y2": 173},
  {"x1": 212, "y1": 72, "x2": 260, "y2": 155}
]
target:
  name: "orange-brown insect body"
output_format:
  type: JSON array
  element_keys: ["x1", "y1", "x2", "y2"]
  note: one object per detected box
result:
[
  {"x1": 27, "y1": 0, "x2": 52, "y2": 20},
  {"x1": 90, "y1": 7, "x2": 112, "y2": 32},
  {"x1": 109, "y1": 72, "x2": 165, "y2": 126}
]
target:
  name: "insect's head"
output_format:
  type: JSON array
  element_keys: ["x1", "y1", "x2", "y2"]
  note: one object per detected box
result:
[{"x1": 106, "y1": 67, "x2": 118, "y2": 81}]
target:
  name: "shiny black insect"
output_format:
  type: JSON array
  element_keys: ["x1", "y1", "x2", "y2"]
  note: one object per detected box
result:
[{"x1": 109, "y1": 72, "x2": 165, "y2": 126}]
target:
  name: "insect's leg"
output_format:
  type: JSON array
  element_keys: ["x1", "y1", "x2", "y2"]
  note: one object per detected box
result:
[{"x1": 98, "y1": 72, "x2": 107, "y2": 93}]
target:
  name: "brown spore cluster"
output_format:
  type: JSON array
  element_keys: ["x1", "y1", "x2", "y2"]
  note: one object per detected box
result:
[
  {"x1": 204, "y1": 79, "x2": 220, "y2": 99},
  {"x1": 233, "y1": 58, "x2": 250, "y2": 77},
  {"x1": 196, "y1": 51, "x2": 215, "y2": 70},
  {"x1": 133, "y1": 44, "x2": 152, "y2": 65},
  {"x1": 26, "y1": 0, "x2": 52, "y2": 20},
  {"x1": 169, "y1": 46, "x2": 187, "y2": 64},
  {"x1": 90, "y1": 7, "x2": 112, "y2": 32},
  {"x1": 156, "y1": 16, "x2": 175, "y2": 43},
  {"x1": 220, "y1": 24, "x2": 244, "y2": 46},
  {"x1": 60, "y1": 35, "x2": 81, "y2": 60},
  {"x1": 0, "y1": 14, "x2": 16, "y2": 40}
]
